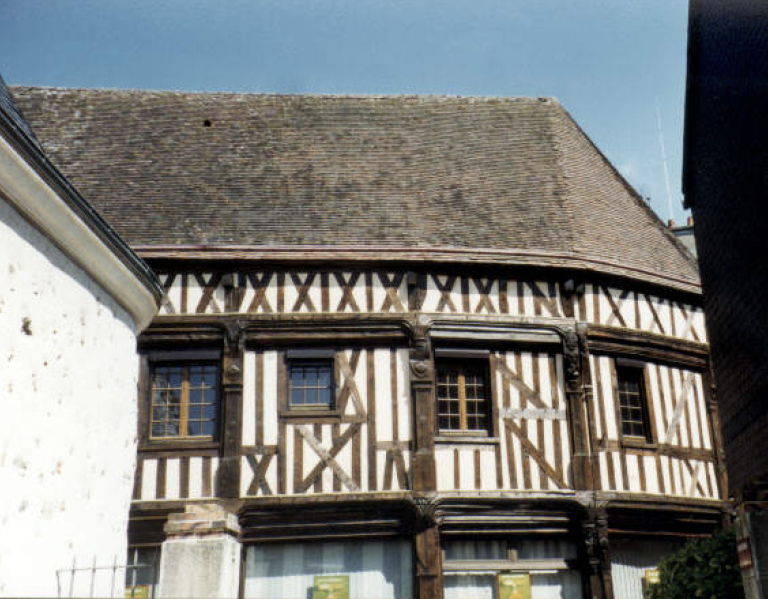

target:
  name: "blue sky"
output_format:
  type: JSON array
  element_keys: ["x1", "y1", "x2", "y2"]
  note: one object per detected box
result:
[{"x1": 0, "y1": 0, "x2": 690, "y2": 224}]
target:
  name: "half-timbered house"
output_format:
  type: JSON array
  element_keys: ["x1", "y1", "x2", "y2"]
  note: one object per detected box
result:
[{"x1": 11, "y1": 87, "x2": 726, "y2": 599}]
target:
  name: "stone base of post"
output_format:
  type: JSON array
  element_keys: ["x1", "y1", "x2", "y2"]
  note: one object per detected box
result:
[{"x1": 157, "y1": 502, "x2": 241, "y2": 599}]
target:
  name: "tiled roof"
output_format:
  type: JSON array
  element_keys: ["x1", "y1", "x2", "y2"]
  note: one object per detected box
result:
[
  {"x1": 9, "y1": 87, "x2": 699, "y2": 290},
  {"x1": 1, "y1": 75, "x2": 45, "y2": 153}
]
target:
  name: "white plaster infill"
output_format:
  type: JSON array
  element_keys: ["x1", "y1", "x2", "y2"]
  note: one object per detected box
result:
[{"x1": 0, "y1": 133, "x2": 158, "y2": 332}]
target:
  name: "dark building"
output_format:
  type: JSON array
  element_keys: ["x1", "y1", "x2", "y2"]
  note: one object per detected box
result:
[{"x1": 684, "y1": 0, "x2": 768, "y2": 596}]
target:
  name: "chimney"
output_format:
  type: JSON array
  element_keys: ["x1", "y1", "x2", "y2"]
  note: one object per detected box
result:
[{"x1": 668, "y1": 219, "x2": 676, "y2": 229}]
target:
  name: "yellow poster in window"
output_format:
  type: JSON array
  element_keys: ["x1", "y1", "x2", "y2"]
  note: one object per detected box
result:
[
  {"x1": 312, "y1": 575, "x2": 349, "y2": 599},
  {"x1": 643, "y1": 567, "x2": 660, "y2": 590},
  {"x1": 124, "y1": 585, "x2": 150, "y2": 599},
  {"x1": 498, "y1": 573, "x2": 531, "y2": 599}
]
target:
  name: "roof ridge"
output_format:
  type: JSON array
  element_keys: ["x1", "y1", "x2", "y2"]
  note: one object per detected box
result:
[{"x1": 10, "y1": 85, "x2": 558, "y2": 103}]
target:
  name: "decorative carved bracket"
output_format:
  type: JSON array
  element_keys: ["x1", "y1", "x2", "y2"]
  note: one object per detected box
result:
[
  {"x1": 581, "y1": 501, "x2": 612, "y2": 599},
  {"x1": 222, "y1": 320, "x2": 245, "y2": 384},
  {"x1": 561, "y1": 323, "x2": 588, "y2": 384},
  {"x1": 411, "y1": 494, "x2": 439, "y2": 529},
  {"x1": 405, "y1": 314, "x2": 433, "y2": 382}
]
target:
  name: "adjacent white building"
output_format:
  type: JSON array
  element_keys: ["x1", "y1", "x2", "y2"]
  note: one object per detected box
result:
[{"x1": 0, "y1": 76, "x2": 162, "y2": 597}]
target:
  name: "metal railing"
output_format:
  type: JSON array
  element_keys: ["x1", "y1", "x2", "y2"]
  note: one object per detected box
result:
[{"x1": 56, "y1": 556, "x2": 156, "y2": 598}]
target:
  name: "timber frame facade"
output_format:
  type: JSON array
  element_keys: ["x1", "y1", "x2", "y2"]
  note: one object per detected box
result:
[
  {"x1": 9, "y1": 88, "x2": 725, "y2": 599},
  {"x1": 128, "y1": 259, "x2": 725, "y2": 599}
]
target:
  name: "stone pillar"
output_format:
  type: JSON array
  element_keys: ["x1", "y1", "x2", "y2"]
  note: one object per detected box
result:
[{"x1": 157, "y1": 502, "x2": 241, "y2": 599}]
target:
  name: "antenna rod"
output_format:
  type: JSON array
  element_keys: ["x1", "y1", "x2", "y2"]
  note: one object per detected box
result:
[{"x1": 655, "y1": 97, "x2": 674, "y2": 224}]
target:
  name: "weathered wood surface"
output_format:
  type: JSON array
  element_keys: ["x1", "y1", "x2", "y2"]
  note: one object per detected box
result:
[
  {"x1": 156, "y1": 270, "x2": 706, "y2": 343},
  {"x1": 589, "y1": 355, "x2": 719, "y2": 499},
  {"x1": 240, "y1": 348, "x2": 412, "y2": 497},
  {"x1": 435, "y1": 350, "x2": 572, "y2": 493}
]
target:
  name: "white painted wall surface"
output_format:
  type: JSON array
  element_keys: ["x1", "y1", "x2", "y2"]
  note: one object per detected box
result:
[{"x1": 0, "y1": 197, "x2": 139, "y2": 597}]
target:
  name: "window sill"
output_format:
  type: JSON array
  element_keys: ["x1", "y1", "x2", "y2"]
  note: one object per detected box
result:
[
  {"x1": 435, "y1": 435, "x2": 500, "y2": 445},
  {"x1": 620, "y1": 438, "x2": 657, "y2": 451},
  {"x1": 139, "y1": 439, "x2": 220, "y2": 453},
  {"x1": 279, "y1": 409, "x2": 342, "y2": 423}
]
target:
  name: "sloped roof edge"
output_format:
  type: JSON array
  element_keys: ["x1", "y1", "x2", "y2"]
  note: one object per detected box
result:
[
  {"x1": 0, "y1": 78, "x2": 163, "y2": 331},
  {"x1": 554, "y1": 103, "x2": 699, "y2": 269}
]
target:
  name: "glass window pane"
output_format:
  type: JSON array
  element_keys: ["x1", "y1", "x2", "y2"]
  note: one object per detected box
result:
[
  {"x1": 291, "y1": 368, "x2": 304, "y2": 387},
  {"x1": 244, "y1": 540, "x2": 413, "y2": 599},
  {"x1": 203, "y1": 402, "x2": 217, "y2": 420},
  {"x1": 188, "y1": 404, "x2": 202, "y2": 421},
  {"x1": 292, "y1": 388, "x2": 304, "y2": 405},
  {"x1": 306, "y1": 389, "x2": 318, "y2": 405},
  {"x1": 289, "y1": 360, "x2": 334, "y2": 409},
  {"x1": 444, "y1": 574, "x2": 495, "y2": 599}
]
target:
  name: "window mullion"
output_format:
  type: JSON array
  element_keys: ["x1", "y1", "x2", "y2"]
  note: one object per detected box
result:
[
  {"x1": 180, "y1": 366, "x2": 190, "y2": 438},
  {"x1": 458, "y1": 367, "x2": 468, "y2": 431}
]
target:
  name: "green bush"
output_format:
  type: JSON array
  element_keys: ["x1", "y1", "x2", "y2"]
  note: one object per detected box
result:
[{"x1": 644, "y1": 530, "x2": 744, "y2": 599}]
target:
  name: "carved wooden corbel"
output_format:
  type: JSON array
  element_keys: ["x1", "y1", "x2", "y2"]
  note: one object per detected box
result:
[
  {"x1": 411, "y1": 494, "x2": 439, "y2": 529},
  {"x1": 406, "y1": 314, "x2": 434, "y2": 383}
]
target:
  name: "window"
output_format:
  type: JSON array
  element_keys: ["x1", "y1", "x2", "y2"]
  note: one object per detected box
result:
[
  {"x1": 616, "y1": 364, "x2": 652, "y2": 442},
  {"x1": 442, "y1": 538, "x2": 582, "y2": 599},
  {"x1": 289, "y1": 360, "x2": 334, "y2": 409},
  {"x1": 437, "y1": 360, "x2": 490, "y2": 433},
  {"x1": 150, "y1": 363, "x2": 219, "y2": 440},
  {"x1": 244, "y1": 540, "x2": 413, "y2": 599},
  {"x1": 125, "y1": 547, "x2": 159, "y2": 598}
]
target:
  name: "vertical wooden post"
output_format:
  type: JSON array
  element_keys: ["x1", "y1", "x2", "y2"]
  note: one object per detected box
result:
[
  {"x1": 409, "y1": 316, "x2": 436, "y2": 492},
  {"x1": 563, "y1": 324, "x2": 595, "y2": 490},
  {"x1": 218, "y1": 322, "x2": 244, "y2": 499},
  {"x1": 702, "y1": 362, "x2": 728, "y2": 500},
  {"x1": 414, "y1": 522, "x2": 443, "y2": 599},
  {"x1": 407, "y1": 315, "x2": 442, "y2": 599},
  {"x1": 581, "y1": 505, "x2": 613, "y2": 599}
]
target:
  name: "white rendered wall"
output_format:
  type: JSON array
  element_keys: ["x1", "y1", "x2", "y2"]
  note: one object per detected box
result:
[{"x1": 0, "y1": 197, "x2": 139, "y2": 597}]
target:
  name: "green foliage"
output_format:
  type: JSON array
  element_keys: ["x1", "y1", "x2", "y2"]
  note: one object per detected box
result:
[{"x1": 644, "y1": 530, "x2": 744, "y2": 599}]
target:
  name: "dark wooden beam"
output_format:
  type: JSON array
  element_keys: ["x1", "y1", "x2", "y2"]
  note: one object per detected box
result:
[{"x1": 217, "y1": 325, "x2": 244, "y2": 499}]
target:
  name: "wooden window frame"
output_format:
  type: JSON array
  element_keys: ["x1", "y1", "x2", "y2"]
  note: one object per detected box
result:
[
  {"x1": 441, "y1": 537, "x2": 578, "y2": 574},
  {"x1": 138, "y1": 349, "x2": 222, "y2": 451},
  {"x1": 436, "y1": 357, "x2": 493, "y2": 436},
  {"x1": 280, "y1": 349, "x2": 341, "y2": 420},
  {"x1": 614, "y1": 358, "x2": 656, "y2": 449}
]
